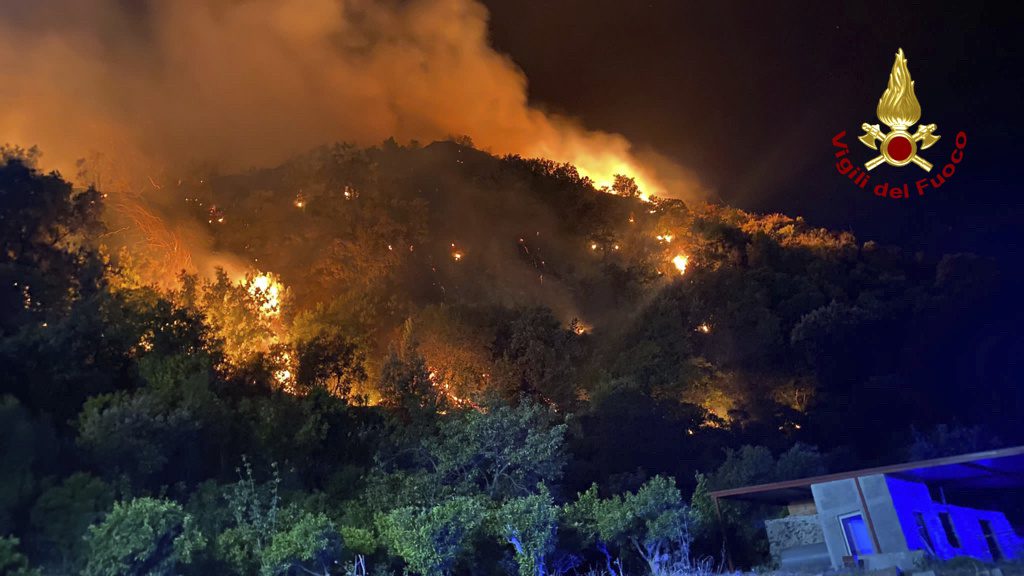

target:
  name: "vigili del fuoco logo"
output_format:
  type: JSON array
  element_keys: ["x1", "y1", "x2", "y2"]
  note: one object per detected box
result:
[{"x1": 832, "y1": 48, "x2": 967, "y2": 200}]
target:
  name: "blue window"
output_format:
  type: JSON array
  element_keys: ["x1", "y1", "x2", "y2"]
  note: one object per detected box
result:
[{"x1": 841, "y1": 514, "x2": 875, "y2": 557}]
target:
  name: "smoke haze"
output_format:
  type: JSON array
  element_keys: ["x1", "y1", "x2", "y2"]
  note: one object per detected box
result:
[{"x1": 0, "y1": 0, "x2": 705, "y2": 200}]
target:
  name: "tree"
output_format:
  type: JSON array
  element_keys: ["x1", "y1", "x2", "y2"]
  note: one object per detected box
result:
[
  {"x1": 76, "y1": 389, "x2": 203, "y2": 486},
  {"x1": 494, "y1": 307, "x2": 585, "y2": 409},
  {"x1": 0, "y1": 395, "x2": 57, "y2": 534},
  {"x1": 377, "y1": 321, "x2": 438, "y2": 421},
  {"x1": 611, "y1": 175, "x2": 641, "y2": 199},
  {"x1": 617, "y1": 476, "x2": 693, "y2": 575},
  {"x1": 217, "y1": 459, "x2": 345, "y2": 575},
  {"x1": 567, "y1": 476, "x2": 692, "y2": 576},
  {"x1": 376, "y1": 496, "x2": 484, "y2": 575},
  {"x1": 260, "y1": 512, "x2": 343, "y2": 576},
  {"x1": 0, "y1": 157, "x2": 103, "y2": 335},
  {"x1": 491, "y1": 485, "x2": 559, "y2": 576},
  {"x1": 217, "y1": 459, "x2": 282, "y2": 575},
  {"x1": 75, "y1": 352, "x2": 219, "y2": 487},
  {"x1": 83, "y1": 497, "x2": 204, "y2": 576},
  {"x1": 295, "y1": 333, "x2": 367, "y2": 397},
  {"x1": 690, "y1": 444, "x2": 824, "y2": 567},
  {"x1": 429, "y1": 400, "x2": 567, "y2": 499},
  {"x1": 0, "y1": 536, "x2": 40, "y2": 576},
  {"x1": 28, "y1": 473, "x2": 114, "y2": 571}
]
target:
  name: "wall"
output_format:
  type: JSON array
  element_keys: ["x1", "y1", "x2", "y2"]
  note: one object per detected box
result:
[
  {"x1": 886, "y1": 476, "x2": 1024, "y2": 562},
  {"x1": 765, "y1": 514, "x2": 825, "y2": 560},
  {"x1": 810, "y1": 474, "x2": 908, "y2": 568}
]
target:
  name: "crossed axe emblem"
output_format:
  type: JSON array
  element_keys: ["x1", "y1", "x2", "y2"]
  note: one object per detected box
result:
[{"x1": 858, "y1": 123, "x2": 940, "y2": 171}]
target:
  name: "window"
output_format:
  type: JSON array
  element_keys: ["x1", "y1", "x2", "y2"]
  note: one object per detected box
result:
[
  {"x1": 914, "y1": 512, "x2": 935, "y2": 553},
  {"x1": 841, "y1": 514, "x2": 875, "y2": 557},
  {"x1": 939, "y1": 512, "x2": 960, "y2": 548},
  {"x1": 980, "y1": 520, "x2": 1003, "y2": 561}
]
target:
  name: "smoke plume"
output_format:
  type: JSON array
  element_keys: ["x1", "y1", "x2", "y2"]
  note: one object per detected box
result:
[{"x1": 0, "y1": 0, "x2": 704, "y2": 200}]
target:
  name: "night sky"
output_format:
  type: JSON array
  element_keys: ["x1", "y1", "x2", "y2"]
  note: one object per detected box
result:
[{"x1": 484, "y1": 1, "x2": 1023, "y2": 259}]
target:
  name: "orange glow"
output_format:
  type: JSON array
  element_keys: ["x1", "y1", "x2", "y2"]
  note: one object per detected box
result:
[{"x1": 672, "y1": 254, "x2": 689, "y2": 275}]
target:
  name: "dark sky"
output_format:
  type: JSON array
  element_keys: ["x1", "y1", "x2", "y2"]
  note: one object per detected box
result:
[{"x1": 483, "y1": 1, "x2": 1023, "y2": 258}]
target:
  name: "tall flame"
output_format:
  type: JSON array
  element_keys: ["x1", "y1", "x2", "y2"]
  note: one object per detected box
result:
[{"x1": 877, "y1": 48, "x2": 922, "y2": 130}]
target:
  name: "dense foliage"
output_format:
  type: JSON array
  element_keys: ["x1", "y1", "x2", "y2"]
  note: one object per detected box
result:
[{"x1": 0, "y1": 141, "x2": 1019, "y2": 574}]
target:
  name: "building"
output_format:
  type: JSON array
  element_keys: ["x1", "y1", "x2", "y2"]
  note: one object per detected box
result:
[{"x1": 710, "y1": 446, "x2": 1024, "y2": 572}]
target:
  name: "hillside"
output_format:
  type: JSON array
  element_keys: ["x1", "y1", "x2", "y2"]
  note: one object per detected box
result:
[{"x1": 0, "y1": 142, "x2": 1020, "y2": 574}]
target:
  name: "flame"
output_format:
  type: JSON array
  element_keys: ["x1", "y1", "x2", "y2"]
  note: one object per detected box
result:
[
  {"x1": 877, "y1": 48, "x2": 922, "y2": 130},
  {"x1": 246, "y1": 273, "x2": 283, "y2": 318},
  {"x1": 672, "y1": 254, "x2": 689, "y2": 275},
  {"x1": 656, "y1": 234, "x2": 673, "y2": 243},
  {"x1": 274, "y1": 350, "x2": 296, "y2": 391},
  {"x1": 427, "y1": 366, "x2": 476, "y2": 409},
  {"x1": 574, "y1": 161, "x2": 656, "y2": 201}
]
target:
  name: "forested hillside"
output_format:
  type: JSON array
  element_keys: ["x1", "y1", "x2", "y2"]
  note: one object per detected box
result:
[{"x1": 1, "y1": 140, "x2": 1019, "y2": 575}]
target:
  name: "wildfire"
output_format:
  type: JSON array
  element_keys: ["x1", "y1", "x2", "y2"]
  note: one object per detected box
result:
[
  {"x1": 427, "y1": 367, "x2": 476, "y2": 409},
  {"x1": 672, "y1": 254, "x2": 689, "y2": 275},
  {"x1": 247, "y1": 273, "x2": 283, "y2": 317},
  {"x1": 274, "y1": 350, "x2": 296, "y2": 392}
]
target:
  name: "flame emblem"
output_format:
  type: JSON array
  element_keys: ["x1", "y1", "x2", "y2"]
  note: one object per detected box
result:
[{"x1": 858, "y1": 49, "x2": 940, "y2": 171}]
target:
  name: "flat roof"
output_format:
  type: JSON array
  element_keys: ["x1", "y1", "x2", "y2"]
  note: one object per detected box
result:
[{"x1": 710, "y1": 445, "x2": 1024, "y2": 505}]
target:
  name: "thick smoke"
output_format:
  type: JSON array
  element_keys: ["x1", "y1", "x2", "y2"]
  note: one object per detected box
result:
[{"x1": 0, "y1": 0, "x2": 704, "y2": 200}]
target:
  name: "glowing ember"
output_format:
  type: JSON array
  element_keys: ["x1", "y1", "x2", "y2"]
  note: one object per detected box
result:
[
  {"x1": 695, "y1": 322, "x2": 711, "y2": 334},
  {"x1": 590, "y1": 242, "x2": 598, "y2": 251},
  {"x1": 656, "y1": 234, "x2": 674, "y2": 242},
  {"x1": 452, "y1": 251, "x2": 463, "y2": 261},
  {"x1": 570, "y1": 318, "x2": 592, "y2": 335},
  {"x1": 294, "y1": 193, "x2": 306, "y2": 208},
  {"x1": 672, "y1": 254, "x2": 689, "y2": 275}
]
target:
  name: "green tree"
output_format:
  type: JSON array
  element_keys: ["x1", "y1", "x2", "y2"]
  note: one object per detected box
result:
[
  {"x1": 690, "y1": 444, "x2": 824, "y2": 567},
  {"x1": 376, "y1": 497, "x2": 484, "y2": 575},
  {"x1": 429, "y1": 400, "x2": 567, "y2": 499},
  {"x1": 76, "y1": 389, "x2": 203, "y2": 485},
  {"x1": 28, "y1": 473, "x2": 114, "y2": 571},
  {"x1": 567, "y1": 476, "x2": 692, "y2": 576},
  {"x1": 83, "y1": 497, "x2": 204, "y2": 576},
  {"x1": 260, "y1": 512, "x2": 343, "y2": 576},
  {"x1": 217, "y1": 459, "x2": 345, "y2": 575},
  {"x1": 0, "y1": 396, "x2": 57, "y2": 534},
  {"x1": 491, "y1": 485, "x2": 559, "y2": 576},
  {"x1": 0, "y1": 536, "x2": 40, "y2": 576}
]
